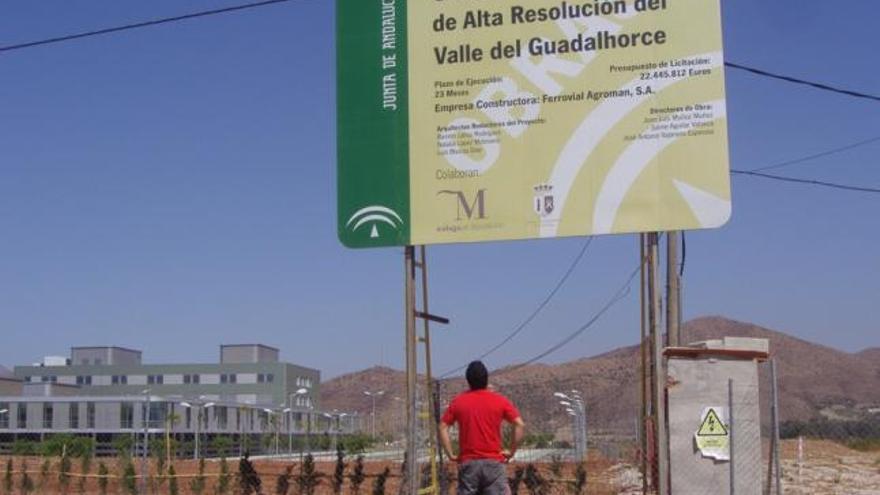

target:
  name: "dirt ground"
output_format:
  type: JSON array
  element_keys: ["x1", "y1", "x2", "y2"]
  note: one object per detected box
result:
[{"x1": 0, "y1": 440, "x2": 877, "y2": 494}]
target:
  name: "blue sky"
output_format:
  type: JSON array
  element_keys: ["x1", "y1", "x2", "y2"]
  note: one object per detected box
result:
[{"x1": 1, "y1": 0, "x2": 877, "y2": 379}]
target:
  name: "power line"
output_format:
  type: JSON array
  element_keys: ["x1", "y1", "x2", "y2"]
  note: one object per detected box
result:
[
  {"x1": 751, "y1": 135, "x2": 880, "y2": 172},
  {"x1": 494, "y1": 262, "x2": 642, "y2": 378},
  {"x1": 731, "y1": 169, "x2": 880, "y2": 194},
  {"x1": 0, "y1": 0, "x2": 293, "y2": 54},
  {"x1": 725, "y1": 62, "x2": 880, "y2": 103},
  {"x1": 439, "y1": 237, "x2": 594, "y2": 378}
]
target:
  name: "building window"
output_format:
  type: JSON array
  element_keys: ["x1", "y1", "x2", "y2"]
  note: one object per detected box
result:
[
  {"x1": 120, "y1": 402, "x2": 134, "y2": 429},
  {"x1": 76, "y1": 376, "x2": 92, "y2": 386},
  {"x1": 94, "y1": 358, "x2": 102, "y2": 365},
  {"x1": 43, "y1": 403, "x2": 53, "y2": 429},
  {"x1": 183, "y1": 374, "x2": 200, "y2": 384},
  {"x1": 257, "y1": 373, "x2": 275, "y2": 384},
  {"x1": 17, "y1": 403, "x2": 27, "y2": 428},
  {"x1": 215, "y1": 407, "x2": 228, "y2": 430},
  {"x1": 41, "y1": 375, "x2": 57, "y2": 383},
  {"x1": 87, "y1": 402, "x2": 96, "y2": 429},
  {"x1": 147, "y1": 375, "x2": 164, "y2": 385},
  {"x1": 185, "y1": 407, "x2": 192, "y2": 429},
  {"x1": 0, "y1": 402, "x2": 8, "y2": 428},
  {"x1": 80, "y1": 359, "x2": 90, "y2": 365},
  {"x1": 111, "y1": 375, "x2": 128, "y2": 385},
  {"x1": 69, "y1": 404, "x2": 79, "y2": 429},
  {"x1": 220, "y1": 373, "x2": 237, "y2": 384}
]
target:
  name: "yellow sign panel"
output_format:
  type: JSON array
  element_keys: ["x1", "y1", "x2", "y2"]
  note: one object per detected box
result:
[{"x1": 407, "y1": 0, "x2": 730, "y2": 245}]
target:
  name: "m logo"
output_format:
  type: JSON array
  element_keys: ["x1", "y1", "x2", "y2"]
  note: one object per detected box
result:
[{"x1": 437, "y1": 189, "x2": 487, "y2": 221}]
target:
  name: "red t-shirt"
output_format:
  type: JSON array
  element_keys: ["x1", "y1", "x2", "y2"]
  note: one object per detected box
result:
[{"x1": 441, "y1": 389, "x2": 521, "y2": 462}]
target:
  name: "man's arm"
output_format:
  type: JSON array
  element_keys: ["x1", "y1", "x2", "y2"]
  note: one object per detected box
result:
[
  {"x1": 502, "y1": 417, "x2": 525, "y2": 462},
  {"x1": 439, "y1": 421, "x2": 458, "y2": 462}
]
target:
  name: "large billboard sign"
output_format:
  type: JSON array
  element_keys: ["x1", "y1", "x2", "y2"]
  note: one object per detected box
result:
[{"x1": 337, "y1": 0, "x2": 731, "y2": 248}]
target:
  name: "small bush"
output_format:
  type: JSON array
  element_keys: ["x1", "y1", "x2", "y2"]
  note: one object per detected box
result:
[
  {"x1": 549, "y1": 455, "x2": 563, "y2": 477},
  {"x1": 78, "y1": 454, "x2": 91, "y2": 494},
  {"x1": 216, "y1": 457, "x2": 231, "y2": 495},
  {"x1": 122, "y1": 460, "x2": 137, "y2": 495},
  {"x1": 168, "y1": 465, "x2": 179, "y2": 495},
  {"x1": 238, "y1": 455, "x2": 261, "y2": 495},
  {"x1": 275, "y1": 466, "x2": 293, "y2": 495},
  {"x1": 508, "y1": 466, "x2": 525, "y2": 495},
  {"x1": 333, "y1": 446, "x2": 346, "y2": 495},
  {"x1": 20, "y1": 460, "x2": 34, "y2": 495},
  {"x1": 11, "y1": 440, "x2": 36, "y2": 456},
  {"x1": 372, "y1": 467, "x2": 390, "y2": 495},
  {"x1": 297, "y1": 454, "x2": 321, "y2": 495},
  {"x1": 38, "y1": 460, "x2": 50, "y2": 491},
  {"x1": 568, "y1": 463, "x2": 587, "y2": 495},
  {"x1": 2, "y1": 460, "x2": 11, "y2": 495},
  {"x1": 190, "y1": 457, "x2": 206, "y2": 495},
  {"x1": 97, "y1": 463, "x2": 109, "y2": 495},
  {"x1": 349, "y1": 455, "x2": 366, "y2": 495},
  {"x1": 524, "y1": 464, "x2": 546, "y2": 495},
  {"x1": 59, "y1": 454, "x2": 72, "y2": 495}
]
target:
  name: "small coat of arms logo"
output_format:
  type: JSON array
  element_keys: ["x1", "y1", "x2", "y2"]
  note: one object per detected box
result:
[{"x1": 533, "y1": 184, "x2": 554, "y2": 217}]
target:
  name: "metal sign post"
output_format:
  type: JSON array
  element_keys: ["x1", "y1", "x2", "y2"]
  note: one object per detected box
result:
[{"x1": 405, "y1": 246, "x2": 418, "y2": 495}]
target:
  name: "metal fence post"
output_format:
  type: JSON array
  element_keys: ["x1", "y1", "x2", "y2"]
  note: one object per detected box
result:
[
  {"x1": 728, "y1": 379, "x2": 735, "y2": 495},
  {"x1": 770, "y1": 360, "x2": 782, "y2": 495}
]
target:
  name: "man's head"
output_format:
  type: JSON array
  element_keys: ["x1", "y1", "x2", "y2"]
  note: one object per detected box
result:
[{"x1": 465, "y1": 360, "x2": 489, "y2": 390}]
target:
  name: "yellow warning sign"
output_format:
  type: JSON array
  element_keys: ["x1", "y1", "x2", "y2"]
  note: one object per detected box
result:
[
  {"x1": 697, "y1": 408, "x2": 728, "y2": 436},
  {"x1": 695, "y1": 406, "x2": 729, "y2": 461}
]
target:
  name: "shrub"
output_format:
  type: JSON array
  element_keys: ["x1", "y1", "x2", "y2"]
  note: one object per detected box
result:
[
  {"x1": 190, "y1": 457, "x2": 206, "y2": 495},
  {"x1": 275, "y1": 466, "x2": 293, "y2": 495},
  {"x1": 549, "y1": 455, "x2": 563, "y2": 477},
  {"x1": 508, "y1": 466, "x2": 524, "y2": 495},
  {"x1": 238, "y1": 455, "x2": 261, "y2": 495},
  {"x1": 97, "y1": 463, "x2": 109, "y2": 495},
  {"x1": 59, "y1": 454, "x2": 72, "y2": 495},
  {"x1": 122, "y1": 460, "x2": 137, "y2": 495},
  {"x1": 168, "y1": 465, "x2": 179, "y2": 495},
  {"x1": 41, "y1": 434, "x2": 94, "y2": 459},
  {"x1": 372, "y1": 467, "x2": 390, "y2": 495},
  {"x1": 297, "y1": 454, "x2": 321, "y2": 495},
  {"x1": 349, "y1": 455, "x2": 366, "y2": 495},
  {"x1": 113, "y1": 436, "x2": 134, "y2": 459},
  {"x1": 333, "y1": 446, "x2": 346, "y2": 495},
  {"x1": 216, "y1": 457, "x2": 231, "y2": 495},
  {"x1": 568, "y1": 463, "x2": 587, "y2": 495},
  {"x1": 211, "y1": 436, "x2": 234, "y2": 458},
  {"x1": 11, "y1": 440, "x2": 37, "y2": 456},
  {"x1": 78, "y1": 454, "x2": 92, "y2": 494},
  {"x1": 524, "y1": 464, "x2": 546, "y2": 495},
  {"x1": 20, "y1": 460, "x2": 34, "y2": 495},
  {"x1": 38, "y1": 460, "x2": 50, "y2": 492}
]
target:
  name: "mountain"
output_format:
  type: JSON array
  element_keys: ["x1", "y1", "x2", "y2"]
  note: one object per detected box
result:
[{"x1": 320, "y1": 316, "x2": 880, "y2": 437}]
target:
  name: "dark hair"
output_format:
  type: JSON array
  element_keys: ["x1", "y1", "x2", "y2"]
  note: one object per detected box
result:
[{"x1": 465, "y1": 361, "x2": 489, "y2": 390}]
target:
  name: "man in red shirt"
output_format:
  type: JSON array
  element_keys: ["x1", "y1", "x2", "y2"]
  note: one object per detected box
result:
[{"x1": 439, "y1": 361, "x2": 525, "y2": 495}]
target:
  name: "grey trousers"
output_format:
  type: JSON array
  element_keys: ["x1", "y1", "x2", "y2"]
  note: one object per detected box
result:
[{"x1": 457, "y1": 460, "x2": 508, "y2": 495}]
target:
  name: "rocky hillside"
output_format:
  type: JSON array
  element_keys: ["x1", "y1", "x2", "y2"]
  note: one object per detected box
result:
[{"x1": 320, "y1": 316, "x2": 879, "y2": 437}]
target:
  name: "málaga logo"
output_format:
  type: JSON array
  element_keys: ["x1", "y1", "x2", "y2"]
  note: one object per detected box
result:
[{"x1": 346, "y1": 205, "x2": 403, "y2": 238}]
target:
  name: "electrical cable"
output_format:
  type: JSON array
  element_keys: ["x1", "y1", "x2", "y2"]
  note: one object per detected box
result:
[
  {"x1": 725, "y1": 62, "x2": 880, "y2": 103},
  {"x1": 0, "y1": 0, "x2": 293, "y2": 54},
  {"x1": 751, "y1": 135, "x2": 880, "y2": 172},
  {"x1": 494, "y1": 261, "x2": 642, "y2": 378},
  {"x1": 730, "y1": 169, "x2": 880, "y2": 194},
  {"x1": 438, "y1": 237, "x2": 594, "y2": 378}
]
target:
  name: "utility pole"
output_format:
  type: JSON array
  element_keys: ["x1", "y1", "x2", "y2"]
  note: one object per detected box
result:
[
  {"x1": 639, "y1": 234, "x2": 648, "y2": 495},
  {"x1": 666, "y1": 232, "x2": 681, "y2": 347},
  {"x1": 404, "y1": 246, "x2": 419, "y2": 495},
  {"x1": 141, "y1": 390, "x2": 150, "y2": 495},
  {"x1": 648, "y1": 233, "x2": 668, "y2": 495}
]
